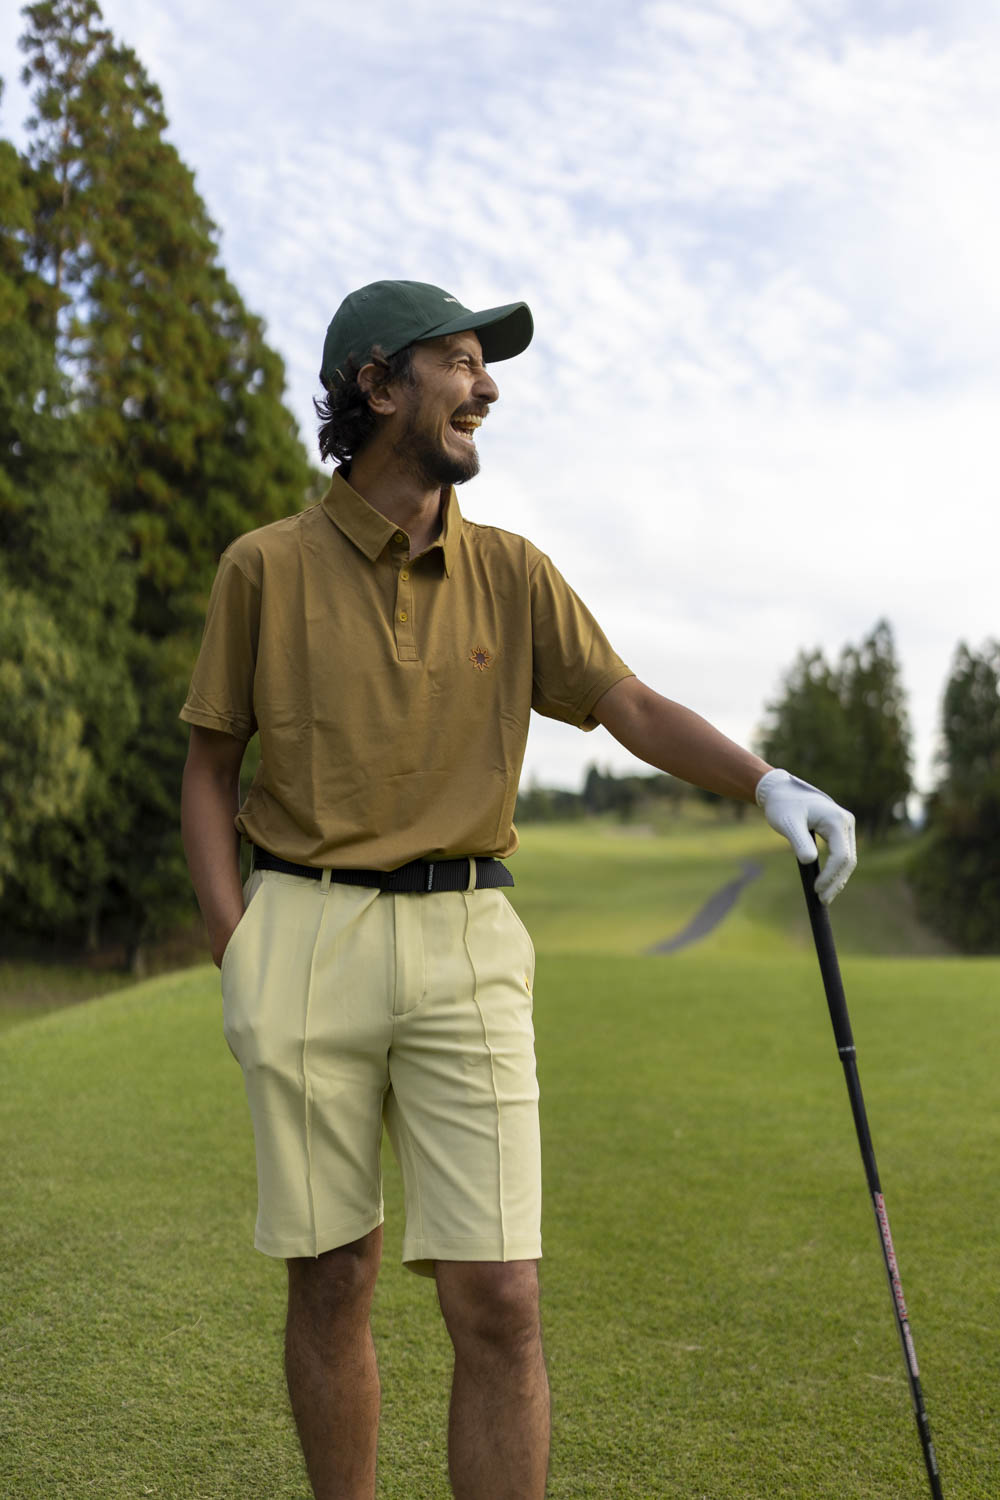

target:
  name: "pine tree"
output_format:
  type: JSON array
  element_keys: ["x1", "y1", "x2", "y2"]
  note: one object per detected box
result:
[
  {"x1": 757, "y1": 624, "x2": 912, "y2": 839},
  {"x1": 0, "y1": 99, "x2": 137, "y2": 934},
  {"x1": 756, "y1": 648, "x2": 853, "y2": 800},
  {"x1": 836, "y1": 619, "x2": 912, "y2": 838},
  {"x1": 909, "y1": 642, "x2": 1000, "y2": 952},
  {"x1": 15, "y1": 1, "x2": 317, "y2": 962},
  {"x1": 19, "y1": 0, "x2": 313, "y2": 638},
  {"x1": 0, "y1": 589, "x2": 91, "y2": 896},
  {"x1": 938, "y1": 642, "x2": 1000, "y2": 804}
]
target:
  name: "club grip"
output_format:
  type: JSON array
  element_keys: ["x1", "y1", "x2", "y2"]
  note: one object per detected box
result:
[{"x1": 798, "y1": 859, "x2": 855, "y2": 1056}]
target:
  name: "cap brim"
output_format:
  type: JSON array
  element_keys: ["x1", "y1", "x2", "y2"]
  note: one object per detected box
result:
[{"x1": 419, "y1": 301, "x2": 533, "y2": 362}]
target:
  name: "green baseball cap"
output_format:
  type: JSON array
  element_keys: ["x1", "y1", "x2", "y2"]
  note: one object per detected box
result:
[{"x1": 319, "y1": 279, "x2": 533, "y2": 389}]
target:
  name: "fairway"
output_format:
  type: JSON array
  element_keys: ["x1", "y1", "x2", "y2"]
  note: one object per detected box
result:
[{"x1": 1, "y1": 823, "x2": 997, "y2": 1498}]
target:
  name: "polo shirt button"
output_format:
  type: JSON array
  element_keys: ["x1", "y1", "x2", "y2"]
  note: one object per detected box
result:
[
  {"x1": 394, "y1": 532, "x2": 405, "y2": 544},
  {"x1": 398, "y1": 611, "x2": 408, "y2": 622},
  {"x1": 400, "y1": 569, "x2": 410, "y2": 581}
]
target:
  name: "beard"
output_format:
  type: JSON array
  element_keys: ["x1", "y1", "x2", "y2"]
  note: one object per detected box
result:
[{"x1": 394, "y1": 409, "x2": 480, "y2": 488}]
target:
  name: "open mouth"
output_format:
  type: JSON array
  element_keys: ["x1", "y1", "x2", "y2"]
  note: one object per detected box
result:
[{"x1": 450, "y1": 413, "x2": 484, "y2": 444}]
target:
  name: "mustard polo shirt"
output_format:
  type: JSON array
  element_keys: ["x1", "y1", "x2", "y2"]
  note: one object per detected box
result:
[{"x1": 181, "y1": 471, "x2": 632, "y2": 868}]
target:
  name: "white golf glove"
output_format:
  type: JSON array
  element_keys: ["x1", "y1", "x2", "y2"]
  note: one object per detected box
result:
[{"x1": 755, "y1": 768, "x2": 857, "y2": 905}]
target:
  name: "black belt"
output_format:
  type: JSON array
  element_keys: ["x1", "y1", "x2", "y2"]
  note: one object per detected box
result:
[{"x1": 250, "y1": 847, "x2": 513, "y2": 893}]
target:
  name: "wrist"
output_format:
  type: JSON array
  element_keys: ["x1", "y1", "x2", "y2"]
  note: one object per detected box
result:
[
  {"x1": 754, "y1": 766, "x2": 787, "y2": 806},
  {"x1": 207, "y1": 897, "x2": 245, "y2": 966}
]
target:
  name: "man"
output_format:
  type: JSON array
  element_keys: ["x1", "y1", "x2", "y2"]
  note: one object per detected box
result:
[{"x1": 180, "y1": 279, "x2": 856, "y2": 1500}]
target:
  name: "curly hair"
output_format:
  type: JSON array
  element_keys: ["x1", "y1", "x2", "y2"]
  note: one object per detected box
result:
[{"x1": 313, "y1": 344, "x2": 416, "y2": 465}]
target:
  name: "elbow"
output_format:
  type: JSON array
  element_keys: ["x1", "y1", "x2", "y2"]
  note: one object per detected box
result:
[{"x1": 595, "y1": 678, "x2": 658, "y2": 753}]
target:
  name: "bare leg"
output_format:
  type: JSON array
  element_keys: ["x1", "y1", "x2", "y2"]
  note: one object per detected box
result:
[
  {"x1": 285, "y1": 1227, "x2": 383, "y2": 1500},
  {"x1": 435, "y1": 1260, "x2": 550, "y2": 1500}
]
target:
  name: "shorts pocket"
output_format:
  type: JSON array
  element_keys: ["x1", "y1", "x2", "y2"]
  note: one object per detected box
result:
[
  {"x1": 499, "y1": 893, "x2": 536, "y2": 994},
  {"x1": 220, "y1": 869, "x2": 265, "y2": 979}
]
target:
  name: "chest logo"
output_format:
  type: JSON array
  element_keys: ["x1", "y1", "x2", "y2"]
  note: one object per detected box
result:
[{"x1": 469, "y1": 644, "x2": 492, "y2": 671}]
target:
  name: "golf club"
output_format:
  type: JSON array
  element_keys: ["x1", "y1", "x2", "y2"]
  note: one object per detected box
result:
[{"x1": 798, "y1": 858, "x2": 943, "y2": 1500}]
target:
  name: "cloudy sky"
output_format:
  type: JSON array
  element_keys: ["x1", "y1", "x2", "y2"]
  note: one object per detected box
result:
[{"x1": 4, "y1": 0, "x2": 999, "y2": 796}]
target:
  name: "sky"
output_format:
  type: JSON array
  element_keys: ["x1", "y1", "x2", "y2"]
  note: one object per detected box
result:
[{"x1": 4, "y1": 0, "x2": 999, "y2": 797}]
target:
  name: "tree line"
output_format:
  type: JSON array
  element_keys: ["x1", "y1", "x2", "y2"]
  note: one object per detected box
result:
[
  {"x1": 1, "y1": 0, "x2": 318, "y2": 967},
  {"x1": 516, "y1": 763, "x2": 745, "y2": 824},
  {"x1": 757, "y1": 620, "x2": 1000, "y2": 952}
]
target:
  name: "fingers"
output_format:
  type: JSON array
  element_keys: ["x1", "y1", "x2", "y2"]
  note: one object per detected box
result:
[
  {"x1": 813, "y1": 812, "x2": 858, "y2": 905},
  {"x1": 755, "y1": 769, "x2": 858, "y2": 903},
  {"x1": 787, "y1": 825, "x2": 820, "y2": 865}
]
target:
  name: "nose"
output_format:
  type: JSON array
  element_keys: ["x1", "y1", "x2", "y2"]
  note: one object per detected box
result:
[{"x1": 475, "y1": 367, "x2": 500, "y2": 404}]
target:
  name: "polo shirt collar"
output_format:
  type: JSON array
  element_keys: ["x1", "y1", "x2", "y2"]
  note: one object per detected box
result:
[
  {"x1": 322, "y1": 470, "x2": 462, "y2": 575},
  {"x1": 438, "y1": 487, "x2": 461, "y2": 577}
]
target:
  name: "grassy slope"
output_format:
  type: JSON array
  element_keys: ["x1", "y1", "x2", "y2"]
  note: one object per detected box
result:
[
  {"x1": 505, "y1": 815, "x2": 953, "y2": 959},
  {"x1": 0, "y1": 959, "x2": 138, "y2": 1033},
  {"x1": 2, "y1": 823, "x2": 996, "y2": 1498}
]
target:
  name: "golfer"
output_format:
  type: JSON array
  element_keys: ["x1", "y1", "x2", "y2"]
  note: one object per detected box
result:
[{"x1": 180, "y1": 279, "x2": 856, "y2": 1500}]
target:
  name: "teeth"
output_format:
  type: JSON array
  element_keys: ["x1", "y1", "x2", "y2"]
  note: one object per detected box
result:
[{"x1": 452, "y1": 415, "x2": 483, "y2": 431}]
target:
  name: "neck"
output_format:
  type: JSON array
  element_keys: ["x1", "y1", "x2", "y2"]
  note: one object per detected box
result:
[{"x1": 347, "y1": 445, "x2": 446, "y2": 556}]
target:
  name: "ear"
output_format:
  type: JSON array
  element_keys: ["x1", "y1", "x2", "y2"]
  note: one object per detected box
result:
[{"x1": 357, "y1": 359, "x2": 398, "y2": 417}]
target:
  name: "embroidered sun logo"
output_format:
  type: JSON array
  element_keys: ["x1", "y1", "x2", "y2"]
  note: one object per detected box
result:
[{"x1": 470, "y1": 645, "x2": 492, "y2": 671}]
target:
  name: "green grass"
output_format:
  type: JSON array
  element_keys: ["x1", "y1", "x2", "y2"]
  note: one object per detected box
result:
[
  {"x1": 0, "y1": 957, "x2": 138, "y2": 1032},
  {"x1": 1, "y1": 823, "x2": 994, "y2": 1497}
]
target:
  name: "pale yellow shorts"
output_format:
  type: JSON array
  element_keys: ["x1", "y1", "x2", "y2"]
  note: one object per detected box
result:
[{"x1": 220, "y1": 866, "x2": 541, "y2": 1275}]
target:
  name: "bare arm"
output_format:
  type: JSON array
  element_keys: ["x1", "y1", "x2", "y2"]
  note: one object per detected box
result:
[
  {"x1": 180, "y1": 725, "x2": 248, "y2": 966},
  {"x1": 592, "y1": 676, "x2": 771, "y2": 801}
]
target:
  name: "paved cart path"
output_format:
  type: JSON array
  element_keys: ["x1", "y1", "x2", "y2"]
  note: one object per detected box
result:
[{"x1": 647, "y1": 860, "x2": 764, "y2": 954}]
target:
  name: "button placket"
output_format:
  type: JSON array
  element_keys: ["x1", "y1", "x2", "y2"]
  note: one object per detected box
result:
[{"x1": 394, "y1": 557, "x2": 417, "y2": 661}]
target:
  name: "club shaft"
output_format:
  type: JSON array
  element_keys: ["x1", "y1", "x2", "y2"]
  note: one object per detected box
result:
[{"x1": 798, "y1": 860, "x2": 943, "y2": 1499}]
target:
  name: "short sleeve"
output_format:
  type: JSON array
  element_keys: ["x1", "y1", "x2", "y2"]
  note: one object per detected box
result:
[
  {"x1": 528, "y1": 549, "x2": 633, "y2": 729},
  {"x1": 180, "y1": 551, "x2": 261, "y2": 741}
]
